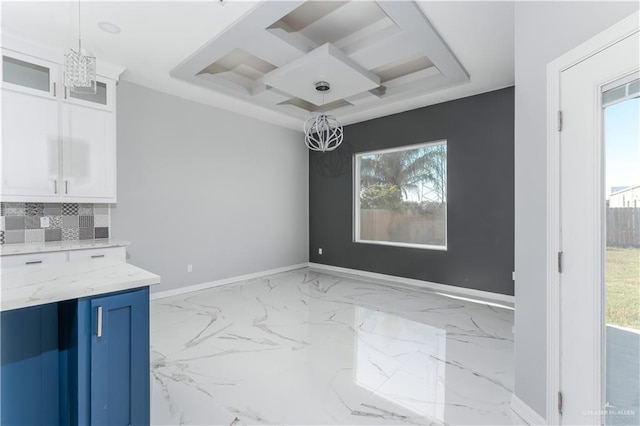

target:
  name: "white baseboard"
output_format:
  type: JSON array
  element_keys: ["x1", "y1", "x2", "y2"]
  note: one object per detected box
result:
[
  {"x1": 150, "y1": 263, "x2": 309, "y2": 301},
  {"x1": 511, "y1": 394, "x2": 546, "y2": 425},
  {"x1": 151, "y1": 262, "x2": 515, "y2": 307},
  {"x1": 308, "y1": 262, "x2": 515, "y2": 306}
]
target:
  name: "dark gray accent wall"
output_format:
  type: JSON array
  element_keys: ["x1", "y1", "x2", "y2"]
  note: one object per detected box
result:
[{"x1": 309, "y1": 87, "x2": 515, "y2": 296}]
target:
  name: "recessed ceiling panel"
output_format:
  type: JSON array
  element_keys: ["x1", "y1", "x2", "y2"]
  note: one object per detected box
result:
[
  {"x1": 372, "y1": 55, "x2": 434, "y2": 83},
  {"x1": 269, "y1": 1, "x2": 348, "y2": 33},
  {"x1": 264, "y1": 43, "x2": 380, "y2": 106}
]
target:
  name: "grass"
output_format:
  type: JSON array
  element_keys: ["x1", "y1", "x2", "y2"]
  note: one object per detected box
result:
[{"x1": 606, "y1": 247, "x2": 640, "y2": 330}]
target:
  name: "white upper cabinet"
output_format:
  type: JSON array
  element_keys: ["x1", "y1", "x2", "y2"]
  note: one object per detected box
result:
[
  {"x1": 61, "y1": 104, "x2": 115, "y2": 199},
  {"x1": 1, "y1": 88, "x2": 60, "y2": 198},
  {"x1": 2, "y1": 51, "x2": 58, "y2": 98},
  {"x1": 0, "y1": 35, "x2": 124, "y2": 203}
]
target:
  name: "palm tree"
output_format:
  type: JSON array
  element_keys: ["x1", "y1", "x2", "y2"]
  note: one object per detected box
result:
[{"x1": 360, "y1": 144, "x2": 446, "y2": 204}]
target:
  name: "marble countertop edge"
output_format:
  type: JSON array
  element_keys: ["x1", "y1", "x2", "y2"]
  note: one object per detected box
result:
[
  {"x1": 0, "y1": 258, "x2": 160, "y2": 312},
  {"x1": 0, "y1": 239, "x2": 131, "y2": 256}
]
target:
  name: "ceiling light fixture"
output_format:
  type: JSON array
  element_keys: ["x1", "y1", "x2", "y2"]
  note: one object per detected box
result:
[
  {"x1": 304, "y1": 81, "x2": 344, "y2": 152},
  {"x1": 65, "y1": 0, "x2": 96, "y2": 94},
  {"x1": 98, "y1": 21, "x2": 121, "y2": 34}
]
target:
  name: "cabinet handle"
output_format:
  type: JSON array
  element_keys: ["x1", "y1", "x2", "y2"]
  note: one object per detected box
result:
[
  {"x1": 54, "y1": 179, "x2": 58, "y2": 194},
  {"x1": 53, "y1": 82, "x2": 57, "y2": 97},
  {"x1": 25, "y1": 260, "x2": 43, "y2": 265},
  {"x1": 65, "y1": 180, "x2": 68, "y2": 194},
  {"x1": 97, "y1": 306, "x2": 103, "y2": 338},
  {"x1": 91, "y1": 254, "x2": 105, "y2": 259}
]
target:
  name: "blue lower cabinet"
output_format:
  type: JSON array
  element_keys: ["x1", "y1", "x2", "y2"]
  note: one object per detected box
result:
[
  {"x1": 1, "y1": 303, "x2": 59, "y2": 425},
  {"x1": 87, "y1": 287, "x2": 150, "y2": 426},
  {"x1": 61, "y1": 287, "x2": 150, "y2": 426},
  {"x1": 1, "y1": 287, "x2": 149, "y2": 426}
]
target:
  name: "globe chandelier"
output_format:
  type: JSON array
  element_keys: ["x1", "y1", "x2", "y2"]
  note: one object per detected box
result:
[
  {"x1": 64, "y1": 0, "x2": 97, "y2": 94},
  {"x1": 303, "y1": 81, "x2": 344, "y2": 152}
]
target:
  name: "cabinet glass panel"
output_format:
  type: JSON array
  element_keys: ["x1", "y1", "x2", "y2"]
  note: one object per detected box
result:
[
  {"x1": 2, "y1": 56, "x2": 50, "y2": 92},
  {"x1": 69, "y1": 81, "x2": 107, "y2": 105}
]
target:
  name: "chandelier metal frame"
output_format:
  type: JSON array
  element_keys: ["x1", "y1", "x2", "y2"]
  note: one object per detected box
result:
[{"x1": 303, "y1": 81, "x2": 344, "y2": 152}]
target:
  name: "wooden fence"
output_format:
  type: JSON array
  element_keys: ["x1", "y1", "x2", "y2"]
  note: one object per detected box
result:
[
  {"x1": 607, "y1": 207, "x2": 640, "y2": 248},
  {"x1": 360, "y1": 208, "x2": 446, "y2": 246}
]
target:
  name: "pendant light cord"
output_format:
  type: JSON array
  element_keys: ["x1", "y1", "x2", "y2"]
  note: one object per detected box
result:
[{"x1": 77, "y1": 0, "x2": 82, "y2": 52}]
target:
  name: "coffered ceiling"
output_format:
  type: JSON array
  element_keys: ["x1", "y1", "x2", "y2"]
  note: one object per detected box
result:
[
  {"x1": 1, "y1": 1, "x2": 514, "y2": 130},
  {"x1": 172, "y1": 0, "x2": 470, "y2": 122}
]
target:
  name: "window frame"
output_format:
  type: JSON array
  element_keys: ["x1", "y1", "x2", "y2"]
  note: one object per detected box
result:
[{"x1": 353, "y1": 139, "x2": 448, "y2": 251}]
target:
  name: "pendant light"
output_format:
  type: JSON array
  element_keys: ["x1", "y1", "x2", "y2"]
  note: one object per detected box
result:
[
  {"x1": 303, "y1": 81, "x2": 344, "y2": 152},
  {"x1": 65, "y1": 0, "x2": 97, "y2": 94}
]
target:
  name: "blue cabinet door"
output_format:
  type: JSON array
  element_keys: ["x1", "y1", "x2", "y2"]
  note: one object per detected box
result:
[
  {"x1": 75, "y1": 287, "x2": 150, "y2": 426},
  {"x1": 0, "y1": 304, "x2": 59, "y2": 425},
  {"x1": 70, "y1": 288, "x2": 150, "y2": 426}
]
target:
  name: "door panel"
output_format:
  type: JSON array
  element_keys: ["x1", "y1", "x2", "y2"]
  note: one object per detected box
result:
[
  {"x1": 1, "y1": 89, "x2": 60, "y2": 197},
  {"x1": 90, "y1": 288, "x2": 150, "y2": 426},
  {"x1": 559, "y1": 32, "x2": 639, "y2": 424},
  {"x1": 61, "y1": 104, "x2": 115, "y2": 199},
  {"x1": 0, "y1": 304, "x2": 59, "y2": 425}
]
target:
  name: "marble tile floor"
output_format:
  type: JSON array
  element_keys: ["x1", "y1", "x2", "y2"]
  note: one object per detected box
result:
[{"x1": 150, "y1": 268, "x2": 526, "y2": 425}]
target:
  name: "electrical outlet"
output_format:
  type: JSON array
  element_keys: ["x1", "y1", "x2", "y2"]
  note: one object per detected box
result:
[
  {"x1": 318, "y1": 248, "x2": 323, "y2": 255},
  {"x1": 187, "y1": 264, "x2": 193, "y2": 273},
  {"x1": 40, "y1": 217, "x2": 50, "y2": 228}
]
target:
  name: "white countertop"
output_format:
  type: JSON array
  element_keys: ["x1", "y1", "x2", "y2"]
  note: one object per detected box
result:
[
  {"x1": 0, "y1": 258, "x2": 160, "y2": 312},
  {"x1": 0, "y1": 239, "x2": 130, "y2": 256}
]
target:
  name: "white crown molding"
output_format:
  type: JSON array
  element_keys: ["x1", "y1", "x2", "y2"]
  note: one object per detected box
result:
[
  {"x1": 1, "y1": 31, "x2": 63, "y2": 63},
  {"x1": 1, "y1": 29, "x2": 125, "y2": 81}
]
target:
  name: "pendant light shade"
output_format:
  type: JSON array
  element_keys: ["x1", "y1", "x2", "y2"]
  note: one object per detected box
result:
[{"x1": 64, "y1": 48, "x2": 96, "y2": 93}]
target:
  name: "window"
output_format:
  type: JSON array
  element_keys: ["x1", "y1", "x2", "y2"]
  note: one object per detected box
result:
[{"x1": 354, "y1": 141, "x2": 447, "y2": 250}]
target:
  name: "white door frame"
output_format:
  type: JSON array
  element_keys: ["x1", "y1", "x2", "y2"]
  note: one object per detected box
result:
[{"x1": 546, "y1": 11, "x2": 640, "y2": 425}]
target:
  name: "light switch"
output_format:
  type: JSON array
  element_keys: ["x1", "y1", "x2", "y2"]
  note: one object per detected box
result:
[{"x1": 40, "y1": 217, "x2": 50, "y2": 228}]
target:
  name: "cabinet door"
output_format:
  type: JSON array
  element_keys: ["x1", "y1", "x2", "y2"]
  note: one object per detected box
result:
[
  {"x1": 61, "y1": 104, "x2": 116, "y2": 201},
  {"x1": 1, "y1": 89, "x2": 60, "y2": 199},
  {"x1": 1, "y1": 303, "x2": 59, "y2": 425},
  {"x1": 2, "y1": 50, "x2": 58, "y2": 99},
  {"x1": 65, "y1": 78, "x2": 115, "y2": 111},
  {"x1": 89, "y1": 288, "x2": 150, "y2": 426}
]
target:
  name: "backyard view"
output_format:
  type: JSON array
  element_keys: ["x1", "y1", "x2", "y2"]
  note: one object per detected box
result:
[
  {"x1": 604, "y1": 94, "x2": 639, "y2": 330},
  {"x1": 603, "y1": 85, "x2": 638, "y2": 426},
  {"x1": 356, "y1": 142, "x2": 447, "y2": 248},
  {"x1": 606, "y1": 247, "x2": 640, "y2": 329}
]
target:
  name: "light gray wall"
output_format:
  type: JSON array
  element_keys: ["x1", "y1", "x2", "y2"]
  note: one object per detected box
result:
[
  {"x1": 514, "y1": 1, "x2": 639, "y2": 417},
  {"x1": 112, "y1": 81, "x2": 308, "y2": 294}
]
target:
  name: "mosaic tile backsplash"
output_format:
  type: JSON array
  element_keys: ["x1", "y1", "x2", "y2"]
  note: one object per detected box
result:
[{"x1": 0, "y1": 202, "x2": 110, "y2": 245}]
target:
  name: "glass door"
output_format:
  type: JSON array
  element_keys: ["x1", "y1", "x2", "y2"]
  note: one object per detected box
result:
[{"x1": 602, "y1": 76, "x2": 639, "y2": 425}]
